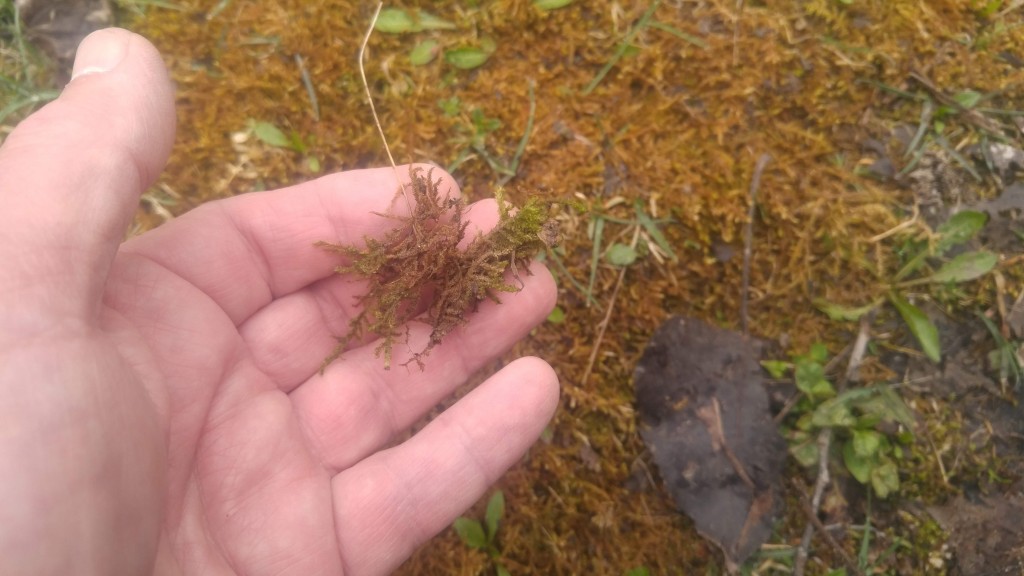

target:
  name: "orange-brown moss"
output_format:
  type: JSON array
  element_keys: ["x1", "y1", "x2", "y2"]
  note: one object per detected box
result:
[
  {"x1": 316, "y1": 166, "x2": 556, "y2": 370},
  {"x1": 119, "y1": 0, "x2": 1024, "y2": 573}
]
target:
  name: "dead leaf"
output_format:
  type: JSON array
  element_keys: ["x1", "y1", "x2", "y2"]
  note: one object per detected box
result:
[{"x1": 634, "y1": 317, "x2": 786, "y2": 570}]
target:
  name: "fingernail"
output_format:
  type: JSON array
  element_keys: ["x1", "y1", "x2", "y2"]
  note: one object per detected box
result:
[{"x1": 71, "y1": 29, "x2": 129, "y2": 81}]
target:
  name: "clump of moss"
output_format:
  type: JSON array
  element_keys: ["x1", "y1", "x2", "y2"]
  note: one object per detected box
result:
[{"x1": 316, "y1": 166, "x2": 558, "y2": 371}]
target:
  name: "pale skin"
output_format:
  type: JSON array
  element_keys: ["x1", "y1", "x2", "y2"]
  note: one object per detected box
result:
[{"x1": 0, "y1": 28, "x2": 559, "y2": 575}]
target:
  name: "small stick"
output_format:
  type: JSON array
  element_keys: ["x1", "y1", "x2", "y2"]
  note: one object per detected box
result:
[
  {"x1": 923, "y1": 428, "x2": 950, "y2": 487},
  {"x1": 793, "y1": 317, "x2": 871, "y2": 576},
  {"x1": 359, "y1": 2, "x2": 411, "y2": 209},
  {"x1": 842, "y1": 315, "x2": 872, "y2": 385},
  {"x1": 294, "y1": 53, "x2": 320, "y2": 122},
  {"x1": 581, "y1": 266, "x2": 626, "y2": 387},
  {"x1": 997, "y1": 0, "x2": 1024, "y2": 18},
  {"x1": 580, "y1": 226, "x2": 639, "y2": 385},
  {"x1": 793, "y1": 428, "x2": 832, "y2": 576},
  {"x1": 731, "y1": 0, "x2": 743, "y2": 66},
  {"x1": 908, "y1": 70, "x2": 1005, "y2": 136},
  {"x1": 741, "y1": 153, "x2": 771, "y2": 335},
  {"x1": 701, "y1": 397, "x2": 755, "y2": 490},
  {"x1": 791, "y1": 478, "x2": 865, "y2": 576}
]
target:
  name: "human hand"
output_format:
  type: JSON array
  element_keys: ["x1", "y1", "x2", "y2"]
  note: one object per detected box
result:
[{"x1": 0, "y1": 28, "x2": 559, "y2": 576}]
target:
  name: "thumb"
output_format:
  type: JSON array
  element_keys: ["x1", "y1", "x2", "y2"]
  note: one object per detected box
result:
[{"x1": 0, "y1": 28, "x2": 175, "y2": 332}]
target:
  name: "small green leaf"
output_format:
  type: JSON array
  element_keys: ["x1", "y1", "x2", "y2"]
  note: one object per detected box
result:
[
  {"x1": 889, "y1": 293, "x2": 941, "y2": 362},
  {"x1": 606, "y1": 243, "x2": 638, "y2": 266},
  {"x1": 496, "y1": 564, "x2": 512, "y2": 576},
  {"x1": 850, "y1": 387, "x2": 916, "y2": 429},
  {"x1": 287, "y1": 133, "x2": 308, "y2": 154},
  {"x1": 897, "y1": 208, "x2": 983, "y2": 278},
  {"x1": 789, "y1": 437, "x2": 820, "y2": 468},
  {"x1": 793, "y1": 360, "x2": 822, "y2": 392},
  {"x1": 375, "y1": 8, "x2": 455, "y2": 34},
  {"x1": 626, "y1": 568, "x2": 652, "y2": 576},
  {"x1": 470, "y1": 108, "x2": 501, "y2": 133},
  {"x1": 809, "y1": 378, "x2": 836, "y2": 399},
  {"x1": 936, "y1": 210, "x2": 988, "y2": 251},
  {"x1": 760, "y1": 360, "x2": 790, "y2": 379},
  {"x1": 453, "y1": 517, "x2": 487, "y2": 549},
  {"x1": 852, "y1": 429, "x2": 882, "y2": 458},
  {"x1": 808, "y1": 342, "x2": 829, "y2": 363},
  {"x1": 547, "y1": 306, "x2": 566, "y2": 324},
  {"x1": 953, "y1": 89, "x2": 983, "y2": 110},
  {"x1": 920, "y1": 251, "x2": 998, "y2": 284},
  {"x1": 485, "y1": 491, "x2": 505, "y2": 541},
  {"x1": 438, "y1": 96, "x2": 462, "y2": 117},
  {"x1": 814, "y1": 299, "x2": 878, "y2": 322},
  {"x1": 898, "y1": 210, "x2": 990, "y2": 280},
  {"x1": 976, "y1": 0, "x2": 1002, "y2": 17},
  {"x1": 305, "y1": 156, "x2": 321, "y2": 173},
  {"x1": 445, "y1": 47, "x2": 492, "y2": 69},
  {"x1": 795, "y1": 412, "x2": 814, "y2": 432},
  {"x1": 409, "y1": 40, "x2": 441, "y2": 66},
  {"x1": 812, "y1": 397, "x2": 856, "y2": 428},
  {"x1": 250, "y1": 120, "x2": 292, "y2": 149},
  {"x1": 534, "y1": 0, "x2": 574, "y2": 9},
  {"x1": 856, "y1": 414, "x2": 882, "y2": 429},
  {"x1": 479, "y1": 37, "x2": 498, "y2": 54},
  {"x1": 842, "y1": 441, "x2": 873, "y2": 484},
  {"x1": 870, "y1": 458, "x2": 900, "y2": 498}
]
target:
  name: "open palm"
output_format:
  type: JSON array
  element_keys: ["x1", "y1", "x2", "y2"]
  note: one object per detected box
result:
[{"x1": 0, "y1": 30, "x2": 558, "y2": 576}]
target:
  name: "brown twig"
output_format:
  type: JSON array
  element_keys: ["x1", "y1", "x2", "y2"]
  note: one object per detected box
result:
[
  {"x1": 908, "y1": 70, "x2": 1006, "y2": 137},
  {"x1": 923, "y1": 426, "x2": 950, "y2": 487},
  {"x1": 793, "y1": 316, "x2": 871, "y2": 576},
  {"x1": 793, "y1": 427, "x2": 833, "y2": 576},
  {"x1": 842, "y1": 315, "x2": 872, "y2": 385},
  {"x1": 294, "y1": 53, "x2": 319, "y2": 122},
  {"x1": 741, "y1": 153, "x2": 771, "y2": 336},
  {"x1": 580, "y1": 265, "x2": 627, "y2": 387},
  {"x1": 580, "y1": 226, "x2": 638, "y2": 385},
  {"x1": 791, "y1": 478, "x2": 865, "y2": 576},
  {"x1": 699, "y1": 397, "x2": 755, "y2": 490},
  {"x1": 731, "y1": 0, "x2": 743, "y2": 66}
]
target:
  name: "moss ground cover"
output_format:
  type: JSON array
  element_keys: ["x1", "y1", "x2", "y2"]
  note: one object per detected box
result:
[{"x1": 5, "y1": 1, "x2": 1022, "y2": 573}]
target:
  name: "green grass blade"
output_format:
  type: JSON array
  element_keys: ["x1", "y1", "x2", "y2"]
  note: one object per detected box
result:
[
  {"x1": 647, "y1": 20, "x2": 708, "y2": 49},
  {"x1": 634, "y1": 200, "x2": 676, "y2": 261},
  {"x1": 484, "y1": 490, "x2": 505, "y2": 541},
  {"x1": 498, "y1": 80, "x2": 536, "y2": 186},
  {"x1": 582, "y1": 1, "x2": 661, "y2": 95},
  {"x1": 587, "y1": 216, "x2": 604, "y2": 303},
  {"x1": 0, "y1": 90, "x2": 59, "y2": 125}
]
